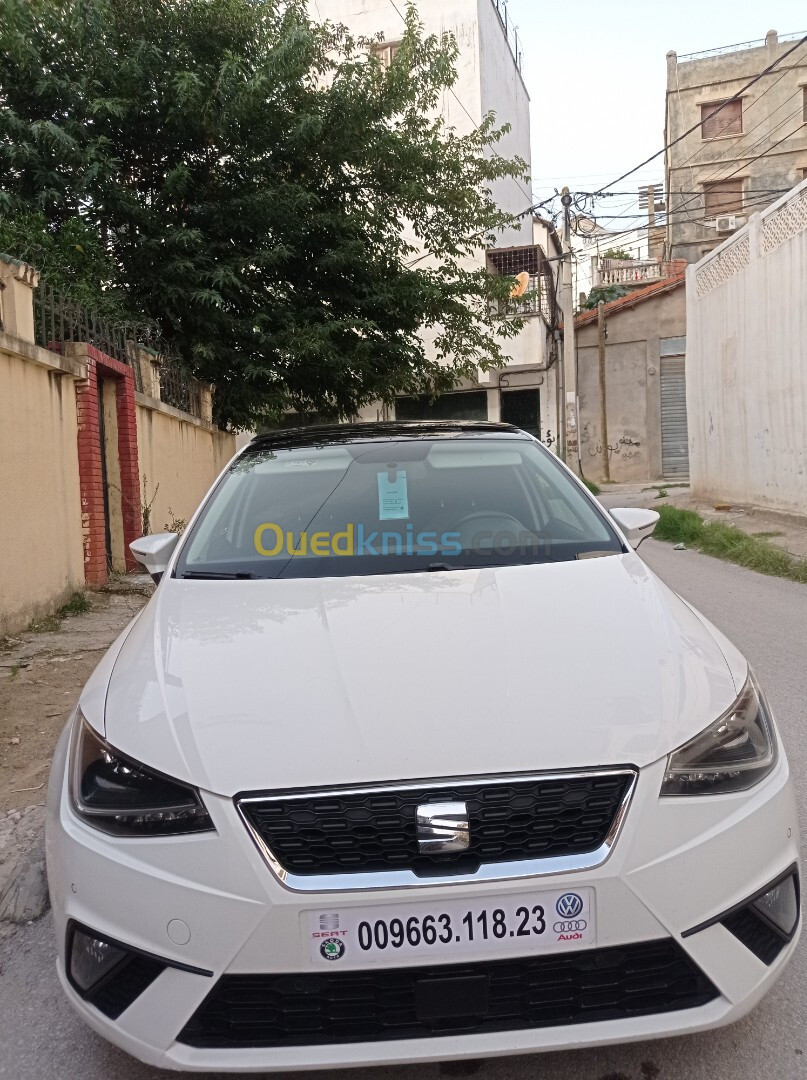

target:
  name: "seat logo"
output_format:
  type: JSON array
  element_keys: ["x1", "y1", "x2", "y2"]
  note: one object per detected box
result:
[
  {"x1": 416, "y1": 801, "x2": 470, "y2": 854},
  {"x1": 556, "y1": 893, "x2": 584, "y2": 918}
]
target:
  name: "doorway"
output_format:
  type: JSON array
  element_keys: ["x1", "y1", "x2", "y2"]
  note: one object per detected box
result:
[{"x1": 500, "y1": 388, "x2": 541, "y2": 439}]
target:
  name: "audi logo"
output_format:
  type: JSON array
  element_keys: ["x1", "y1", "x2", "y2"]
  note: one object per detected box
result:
[{"x1": 553, "y1": 919, "x2": 587, "y2": 933}]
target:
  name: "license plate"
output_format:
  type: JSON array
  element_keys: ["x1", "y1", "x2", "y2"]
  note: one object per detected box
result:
[{"x1": 307, "y1": 887, "x2": 595, "y2": 965}]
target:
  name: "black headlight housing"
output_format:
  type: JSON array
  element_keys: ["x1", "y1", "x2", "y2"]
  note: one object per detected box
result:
[{"x1": 69, "y1": 712, "x2": 214, "y2": 836}]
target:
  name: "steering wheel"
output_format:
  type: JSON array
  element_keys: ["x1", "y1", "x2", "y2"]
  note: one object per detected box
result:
[{"x1": 450, "y1": 511, "x2": 530, "y2": 548}]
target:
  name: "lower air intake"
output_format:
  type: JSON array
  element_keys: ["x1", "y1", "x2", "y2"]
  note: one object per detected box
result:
[{"x1": 178, "y1": 939, "x2": 718, "y2": 1048}]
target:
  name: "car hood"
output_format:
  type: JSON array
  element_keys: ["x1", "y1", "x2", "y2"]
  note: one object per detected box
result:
[{"x1": 102, "y1": 554, "x2": 743, "y2": 796}]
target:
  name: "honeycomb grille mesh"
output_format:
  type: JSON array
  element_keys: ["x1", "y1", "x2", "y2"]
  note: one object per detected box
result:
[
  {"x1": 239, "y1": 772, "x2": 634, "y2": 876},
  {"x1": 178, "y1": 939, "x2": 718, "y2": 1048}
]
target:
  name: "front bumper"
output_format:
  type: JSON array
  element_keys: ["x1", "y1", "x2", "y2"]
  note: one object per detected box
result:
[{"x1": 46, "y1": 727, "x2": 801, "y2": 1072}]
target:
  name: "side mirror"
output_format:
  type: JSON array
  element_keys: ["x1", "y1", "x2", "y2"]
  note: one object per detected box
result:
[
  {"x1": 129, "y1": 533, "x2": 180, "y2": 583},
  {"x1": 610, "y1": 508, "x2": 659, "y2": 548}
]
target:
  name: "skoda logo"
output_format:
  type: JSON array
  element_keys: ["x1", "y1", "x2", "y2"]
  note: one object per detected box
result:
[
  {"x1": 556, "y1": 893, "x2": 584, "y2": 919},
  {"x1": 320, "y1": 938, "x2": 346, "y2": 961}
]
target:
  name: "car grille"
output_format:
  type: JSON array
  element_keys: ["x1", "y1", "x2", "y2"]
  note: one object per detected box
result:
[
  {"x1": 178, "y1": 939, "x2": 719, "y2": 1048},
  {"x1": 237, "y1": 771, "x2": 635, "y2": 878}
]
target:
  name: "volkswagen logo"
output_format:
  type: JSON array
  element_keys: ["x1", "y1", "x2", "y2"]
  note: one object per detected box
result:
[
  {"x1": 416, "y1": 802, "x2": 470, "y2": 854},
  {"x1": 556, "y1": 893, "x2": 584, "y2": 918}
]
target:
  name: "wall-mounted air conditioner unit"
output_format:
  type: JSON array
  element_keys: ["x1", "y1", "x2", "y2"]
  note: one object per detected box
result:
[{"x1": 714, "y1": 214, "x2": 745, "y2": 233}]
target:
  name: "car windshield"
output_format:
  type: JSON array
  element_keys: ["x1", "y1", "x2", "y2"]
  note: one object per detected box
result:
[{"x1": 174, "y1": 435, "x2": 623, "y2": 580}]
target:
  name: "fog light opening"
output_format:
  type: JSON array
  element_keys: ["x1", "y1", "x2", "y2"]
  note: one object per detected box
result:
[
  {"x1": 68, "y1": 926, "x2": 130, "y2": 994},
  {"x1": 750, "y1": 872, "x2": 800, "y2": 940}
]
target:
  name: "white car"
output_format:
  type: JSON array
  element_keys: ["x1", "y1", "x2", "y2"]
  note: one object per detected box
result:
[{"x1": 47, "y1": 422, "x2": 800, "y2": 1073}]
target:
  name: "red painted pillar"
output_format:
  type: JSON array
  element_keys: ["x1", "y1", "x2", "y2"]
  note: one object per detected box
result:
[
  {"x1": 75, "y1": 355, "x2": 108, "y2": 586},
  {"x1": 115, "y1": 365, "x2": 142, "y2": 570},
  {"x1": 75, "y1": 347, "x2": 143, "y2": 584}
]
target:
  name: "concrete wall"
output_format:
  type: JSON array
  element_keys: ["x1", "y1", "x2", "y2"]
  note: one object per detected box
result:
[
  {"x1": 476, "y1": 0, "x2": 532, "y2": 246},
  {"x1": 576, "y1": 284, "x2": 687, "y2": 482},
  {"x1": 686, "y1": 179, "x2": 807, "y2": 513},
  {"x1": 136, "y1": 396, "x2": 236, "y2": 535},
  {"x1": 666, "y1": 31, "x2": 807, "y2": 263},
  {"x1": 0, "y1": 332, "x2": 86, "y2": 636},
  {"x1": 312, "y1": 0, "x2": 531, "y2": 249}
]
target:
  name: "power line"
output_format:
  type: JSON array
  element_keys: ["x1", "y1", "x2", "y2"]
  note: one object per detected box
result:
[
  {"x1": 594, "y1": 32, "x2": 807, "y2": 195},
  {"x1": 667, "y1": 117, "x2": 805, "y2": 232},
  {"x1": 668, "y1": 101, "x2": 807, "y2": 225},
  {"x1": 574, "y1": 190, "x2": 790, "y2": 250},
  {"x1": 668, "y1": 54, "x2": 805, "y2": 181}
]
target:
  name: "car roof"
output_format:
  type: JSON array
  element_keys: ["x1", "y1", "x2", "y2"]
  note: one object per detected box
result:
[{"x1": 245, "y1": 421, "x2": 531, "y2": 453}]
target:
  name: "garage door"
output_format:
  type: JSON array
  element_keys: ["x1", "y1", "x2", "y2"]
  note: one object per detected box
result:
[{"x1": 660, "y1": 357, "x2": 689, "y2": 479}]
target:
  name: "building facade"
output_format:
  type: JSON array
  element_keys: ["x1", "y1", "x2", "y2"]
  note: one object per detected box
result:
[
  {"x1": 665, "y1": 29, "x2": 807, "y2": 264},
  {"x1": 311, "y1": 0, "x2": 561, "y2": 442},
  {"x1": 574, "y1": 267, "x2": 688, "y2": 484}
]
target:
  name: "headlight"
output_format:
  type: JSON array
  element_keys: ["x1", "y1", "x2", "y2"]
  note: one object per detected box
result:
[
  {"x1": 69, "y1": 713, "x2": 214, "y2": 835},
  {"x1": 661, "y1": 673, "x2": 777, "y2": 796}
]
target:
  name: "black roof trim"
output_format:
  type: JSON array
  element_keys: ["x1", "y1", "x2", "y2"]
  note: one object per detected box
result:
[{"x1": 246, "y1": 421, "x2": 528, "y2": 452}]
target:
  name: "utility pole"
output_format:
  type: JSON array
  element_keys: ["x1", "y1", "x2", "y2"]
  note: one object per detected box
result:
[
  {"x1": 597, "y1": 300, "x2": 610, "y2": 482},
  {"x1": 559, "y1": 187, "x2": 580, "y2": 474}
]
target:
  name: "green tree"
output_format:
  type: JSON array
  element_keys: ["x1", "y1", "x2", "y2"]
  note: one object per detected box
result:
[
  {"x1": 0, "y1": 0, "x2": 529, "y2": 428},
  {"x1": 579, "y1": 285, "x2": 630, "y2": 311}
]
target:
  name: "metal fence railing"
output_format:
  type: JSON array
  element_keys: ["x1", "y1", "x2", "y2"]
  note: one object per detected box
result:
[
  {"x1": 158, "y1": 357, "x2": 203, "y2": 417},
  {"x1": 33, "y1": 279, "x2": 204, "y2": 419}
]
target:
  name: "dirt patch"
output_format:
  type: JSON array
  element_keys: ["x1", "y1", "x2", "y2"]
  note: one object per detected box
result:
[{"x1": 0, "y1": 578, "x2": 151, "y2": 815}]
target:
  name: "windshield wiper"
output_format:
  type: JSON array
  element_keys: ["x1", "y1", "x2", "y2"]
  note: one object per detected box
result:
[{"x1": 180, "y1": 571, "x2": 259, "y2": 580}]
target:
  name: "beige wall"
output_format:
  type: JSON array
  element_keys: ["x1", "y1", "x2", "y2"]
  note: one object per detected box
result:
[
  {"x1": 0, "y1": 334, "x2": 86, "y2": 636},
  {"x1": 136, "y1": 396, "x2": 236, "y2": 536}
]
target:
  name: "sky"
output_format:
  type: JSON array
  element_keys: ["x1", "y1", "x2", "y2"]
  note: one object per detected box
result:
[{"x1": 507, "y1": 0, "x2": 807, "y2": 232}]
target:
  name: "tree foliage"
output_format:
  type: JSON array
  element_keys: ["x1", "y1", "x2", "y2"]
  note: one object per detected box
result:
[
  {"x1": 580, "y1": 285, "x2": 629, "y2": 310},
  {"x1": 0, "y1": 0, "x2": 529, "y2": 428}
]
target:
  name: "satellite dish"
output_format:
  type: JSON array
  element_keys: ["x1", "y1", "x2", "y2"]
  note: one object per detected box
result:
[{"x1": 510, "y1": 271, "x2": 530, "y2": 298}]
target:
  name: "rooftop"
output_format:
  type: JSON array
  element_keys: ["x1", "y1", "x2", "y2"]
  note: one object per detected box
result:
[
  {"x1": 574, "y1": 264, "x2": 687, "y2": 328},
  {"x1": 675, "y1": 29, "x2": 806, "y2": 63}
]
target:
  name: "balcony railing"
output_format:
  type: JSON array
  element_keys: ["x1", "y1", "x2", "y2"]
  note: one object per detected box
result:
[
  {"x1": 677, "y1": 30, "x2": 806, "y2": 62},
  {"x1": 487, "y1": 245, "x2": 559, "y2": 328},
  {"x1": 490, "y1": 0, "x2": 523, "y2": 72},
  {"x1": 592, "y1": 258, "x2": 678, "y2": 288}
]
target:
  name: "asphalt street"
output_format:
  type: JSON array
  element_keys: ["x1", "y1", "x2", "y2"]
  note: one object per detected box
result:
[{"x1": 1, "y1": 540, "x2": 806, "y2": 1080}]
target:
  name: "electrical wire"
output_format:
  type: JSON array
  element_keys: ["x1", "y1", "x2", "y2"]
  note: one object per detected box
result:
[
  {"x1": 668, "y1": 50, "x2": 806, "y2": 182},
  {"x1": 593, "y1": 32, "x2": 807, "y2": 195},
  {"x1": 572, "y1": 189, "x2": 790, "y2": 250},
  {"x1": 666, "y1": 116, "x2": 806, "y2": 232},
  {"x1": 668, "y1": 100, "x2": 807, "y2": 224}
]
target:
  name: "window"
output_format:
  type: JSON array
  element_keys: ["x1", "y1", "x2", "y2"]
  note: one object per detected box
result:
[
  {"x1": 803, "y1": 87, "x2": 807, "y2": 123},
  {"x1": 701, "y1": 99, "x2": 743, "y2": 140},
  {"x1": 372, "y1": 41, "x2": 400, "y2": 68},
  {"x1": 801, "y1": 167, "x2": 807, "y2": 182},
  {"x1": 703, "y1": 179, "x2": 745, "y2": 217},
  {"x1": 175, "y1": 438, "x2": 622, "y2": 580}
]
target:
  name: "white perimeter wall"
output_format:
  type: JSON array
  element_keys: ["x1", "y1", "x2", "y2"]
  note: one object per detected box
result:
[{"x1": 686, "y1": 179, "x2": 807, "y2": 514}]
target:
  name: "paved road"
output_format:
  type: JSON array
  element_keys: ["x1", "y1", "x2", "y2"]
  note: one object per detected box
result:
[{"x1": 1, "y1": 542, "x2": 806, "y2": 1080}]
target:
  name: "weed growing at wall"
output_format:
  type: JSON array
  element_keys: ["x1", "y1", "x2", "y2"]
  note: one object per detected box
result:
[{"x1": 653, "y1": 506, "x2": 807, "y2": 584}]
